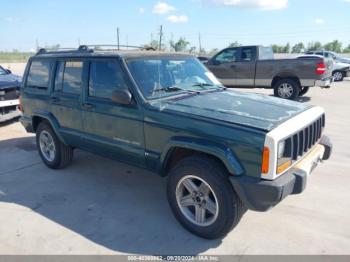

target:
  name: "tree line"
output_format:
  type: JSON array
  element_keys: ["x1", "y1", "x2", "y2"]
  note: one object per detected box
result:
[{"x1": 144, "y1": 39, "x2": 350, "y2": 55}]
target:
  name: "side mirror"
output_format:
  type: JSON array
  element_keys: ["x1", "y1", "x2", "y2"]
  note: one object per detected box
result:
[
  {"x1": 6, "y1": 69, "x2": 12, "y2": 74},
  {"x1": 111, "y1": 89, "x2": 133, "y2": 105}
]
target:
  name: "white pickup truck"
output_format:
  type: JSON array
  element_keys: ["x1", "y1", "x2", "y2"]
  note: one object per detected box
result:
[{"x1": 0, "y1": 65, "x2": 22, "y2": 122}]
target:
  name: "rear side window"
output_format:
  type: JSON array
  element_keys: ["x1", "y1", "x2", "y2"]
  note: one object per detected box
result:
[
  {"x1": 62, "y1": 61, "x2": 83, "y2": 95},
  {"x1": 89, "y1": 61, "x2": 129, "y2": 99},
  {"x1": 258, "y1": 47, "x2": 274, "y2": 60},
  {"x1": 240, "y1": 47, "x2": 255, "y2": 62},
  {"x1": 26, "y1": 60, "x2": 52, "y2": 89}
]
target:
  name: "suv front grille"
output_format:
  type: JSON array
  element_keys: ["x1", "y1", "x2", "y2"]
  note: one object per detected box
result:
[
  {"x1": 0, "y1": 88, "x2": 19, "y2": 101},
  {"x1": 290, "y1": 114, "x2": 325, "y2": 161}
]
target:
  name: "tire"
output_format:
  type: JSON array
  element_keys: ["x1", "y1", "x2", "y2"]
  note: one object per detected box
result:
[
  {"x1": 36, "y1": 121, "x2": 73, "y2": 169},
  {"x1": 273, "y1": 78, "x2": 301, "y2": 100},
  {"x1": 299, "y1": 86, "x2": 310, "y2": 96},
  {"x1": 333, "y1": 71, "x2": 344, "y2": 82},
  {"x1": 167, "y1": 155, "x2": 245, "y2": 239}
]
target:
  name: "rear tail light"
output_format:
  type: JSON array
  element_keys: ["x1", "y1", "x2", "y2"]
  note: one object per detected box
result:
[{"x1": 316, "y1": 63, "x2": 326, "y2": 75}]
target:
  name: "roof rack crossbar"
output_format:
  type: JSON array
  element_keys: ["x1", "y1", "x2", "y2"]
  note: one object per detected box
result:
[{"x1": 36, "y1": 47, "x2": 93, "y2": 55}]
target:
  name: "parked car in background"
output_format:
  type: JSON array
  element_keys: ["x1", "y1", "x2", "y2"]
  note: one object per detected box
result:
[
  {"x1": 303, "y1": 52, "x2": 350, "y2": 81},
  {"x1": 306, "y1": 50, "x2": 350, "y2": 65},
  {"x1": 332, "y1": 62, "x2": 350, "y2": 81},
  {"x1": 20, "y1": 46, "x2": 332, "y2": 239},
  {"x1": 0, "y1": 65, "x2": 22, "y2": 122},
  {"x1": 206, "y1": 45, "x2": 333, "y2": 100}
]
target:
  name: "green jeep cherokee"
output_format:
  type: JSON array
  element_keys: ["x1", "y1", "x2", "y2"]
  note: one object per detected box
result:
[{"x1": 20, "y1": 46, "x2": 332, "y2": 239}]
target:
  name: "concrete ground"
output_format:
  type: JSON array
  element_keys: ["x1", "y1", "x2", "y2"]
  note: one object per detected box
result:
[{"x1": 0, "y1": 67, "x2": 349, "y2": 254}]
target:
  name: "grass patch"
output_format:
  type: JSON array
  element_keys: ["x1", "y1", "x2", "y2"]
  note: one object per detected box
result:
[{"x1": 0, "y1": 52, "x2": 34, "y2": 63}]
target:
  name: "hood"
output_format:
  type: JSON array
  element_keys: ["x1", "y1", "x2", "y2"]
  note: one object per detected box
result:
[
  {"x1": 0, "y1": 73, "x2": 22, "y2": 90},
  {"x1": 149, "y1": 90, "x2": 311, "y2": 131}
]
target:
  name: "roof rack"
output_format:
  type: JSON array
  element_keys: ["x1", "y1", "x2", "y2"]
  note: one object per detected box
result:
[
  {"x1": 79, "y1": 45, "x2": 156, "y2": 51},
  {"x1": 35, "y1": 44, "x2": 157, "y2": 56},
  {"x1": 36, "y1": 46, "x2": 93, "y2": 55}
]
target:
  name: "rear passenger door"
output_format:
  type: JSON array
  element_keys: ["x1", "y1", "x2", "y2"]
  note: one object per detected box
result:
[
  {"x1": 81, "y1": 58, "x2": 145, "y2": 167},
  {"x1": 51, "y1": 60, "x2": 85, "y2": 145},
  {"x1": 234, "y1": 47, "x2": 256, "y2": 87}
]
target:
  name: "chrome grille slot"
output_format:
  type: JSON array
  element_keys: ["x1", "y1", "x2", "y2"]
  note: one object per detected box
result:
[{"x1": 289, "y1": 114, "x2": 325, "y2": 161}]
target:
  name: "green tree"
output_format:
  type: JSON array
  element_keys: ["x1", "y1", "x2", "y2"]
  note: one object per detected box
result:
[
  {"x1": 343, "y1": 44, "x2": 350, "y2": 53},
  {"x1": 228, "y1": 41, "x2": 241, "y2": 48},
  {"x1": 307, "y1": 42, "x2": 323, "y2": 51},
  {"x1": 271, "y1": 44, "x2": 284, "y2": 53},
  {"x1": 324, "y1": 40, "x2": 342, "y2": 53},
  {"x1": 282, "y1": 43, "x2": 291, "y2": 53},
  {"x1": 169, "y1": 37, "x2": 190, "y2": 52},
  {"x1": 189, "y1": 46, "x2": 197, "y2": 54},
  {"x1": 144, "y1": 40, "x2": 159, "y2": 50},
  {"x1": 291, "y1": 42, "x2": 305, "y2": 53}
]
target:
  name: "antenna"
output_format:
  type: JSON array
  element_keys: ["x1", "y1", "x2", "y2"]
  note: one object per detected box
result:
[
  {"x1": 117, "y1": 27, "x2": 120, "y2": 50},
  {"x1": 159, "y1": 25, "x2": 163, "y2": 51}
]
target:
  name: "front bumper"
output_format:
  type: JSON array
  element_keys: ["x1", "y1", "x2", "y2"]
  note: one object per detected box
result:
[
  {"x1": 0, "y1": 99, "x2": 21, "y2": 123},
  {"x1": 346, "y1": 70, "x2": 350, "y2": 78},
  {"x1": 230, "y1": 135, "x2": 332, "y2": 212},
  {"x1": 315, "y1": 77, "x2": 333, "y2": 88}
]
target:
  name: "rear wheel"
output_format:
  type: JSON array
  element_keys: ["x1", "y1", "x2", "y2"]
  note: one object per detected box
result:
[
  {"x1": 36, "y1": 121, "x2": 73, "y2": 169},
  {"x1": 333, "y1": 71, "x2": 344, "y2": 82},
  {"x1": 273, "y1": 78, "x2": 300, "y2": 100},
  {"x1": 167, "y1": 155, "x2": 245, "y2": 239},
  {"x1": 299, "y1": 86, "x2": 310, "y2": 96}
]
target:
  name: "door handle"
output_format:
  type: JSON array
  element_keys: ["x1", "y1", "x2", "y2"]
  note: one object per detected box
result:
[
  {"x1": 82, "y1": 103, "x2": 94, "y2": 110},
  {"x1": 230, "y1": 65, "x2": 236, "y2": 69},
  {"x1": 50, "y1": 97, "x2": 60, "y2": 103}
]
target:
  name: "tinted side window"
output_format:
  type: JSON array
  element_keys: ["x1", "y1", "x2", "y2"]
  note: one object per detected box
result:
[
  {"x1": 27, "y1": 60, "x2": 52, "y2": 89},
  {"x1": 240, "y1": 48, "x2": 254, "y2": 62},
  {"x1": 89, "y1": 61, "x2": 128, "y2": 99},
  {"x1": 62, "y1": 61, "x2": 83, "y2": 95},
  {"x1": 214, "y1": 49, "x2": 237, "y2": 63}
]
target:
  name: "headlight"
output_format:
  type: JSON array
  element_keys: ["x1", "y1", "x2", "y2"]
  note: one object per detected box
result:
[
  {"x1": 277, "y1": 141, "x2": 285, "y2": 159},
  {"x1": 277, "y1": 139, "x2": 292, "y2": 174}
]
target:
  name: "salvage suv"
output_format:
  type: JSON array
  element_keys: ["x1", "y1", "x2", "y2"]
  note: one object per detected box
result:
[{"x1": 20, "y1": 46, "x2": 332, "y2": 239}]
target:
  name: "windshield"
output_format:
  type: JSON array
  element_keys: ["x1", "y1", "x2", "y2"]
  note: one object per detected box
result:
[
  {"x1": 126, "y1": 57, "x2": 223, "y2": 100},
  {"x1": 0, "y1": 66, "x2": 8, "y2": 76}
]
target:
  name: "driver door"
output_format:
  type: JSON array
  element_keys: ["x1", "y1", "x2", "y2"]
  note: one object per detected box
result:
[
  {"x1": 81, "y1": 58, "x2": 145, "y2": 167},
  {"x1": 206, "y1": 48, "x2": 238, "y2": 86}
]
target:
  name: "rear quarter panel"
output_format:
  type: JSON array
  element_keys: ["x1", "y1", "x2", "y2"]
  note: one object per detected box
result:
[{"x1": 255, "y1": 58, "x2": 331, "y2": 87}]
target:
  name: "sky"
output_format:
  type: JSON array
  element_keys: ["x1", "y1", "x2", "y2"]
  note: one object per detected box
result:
[{"x1": 0, "y1": 0, "x2": 350, "y2": 52}]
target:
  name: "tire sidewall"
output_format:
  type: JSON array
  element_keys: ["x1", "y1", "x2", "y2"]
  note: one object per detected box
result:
[
  {"x1": 167, "y1": 158, "x2": 238, "y2": 239},
  {"x1": 36, "y1": 122, "x2": 62, "y2": 168},
  {"x1": 274, "y1": 79, "x2": 300, "y2": 100},
  {"x1": 333, "y1": 71, "x2": 344, "y2": 82}
]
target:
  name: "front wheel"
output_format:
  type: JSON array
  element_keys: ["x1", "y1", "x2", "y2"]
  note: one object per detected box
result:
[
  {"x1": 273, "y1": 78, "x2": 300, "y2": 100},
  {"x1": 167, "y1": 155, "x2": 245, "y2": 239},
  {"x1": 333, "y1": 71, "x2": 344, "y2": 82}
]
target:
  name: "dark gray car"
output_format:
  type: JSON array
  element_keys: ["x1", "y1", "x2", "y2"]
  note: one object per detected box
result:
[{"x1": 206, "y1": 46, "x2": 333, "y2": 100}]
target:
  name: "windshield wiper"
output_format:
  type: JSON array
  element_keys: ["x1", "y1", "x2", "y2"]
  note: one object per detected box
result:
[
  {"x1": 153, "y1": 85, "x2": 187, "y2": 93},
  {"x1": 192, "y1": 82, "x2": 214, "y2": 88}
]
